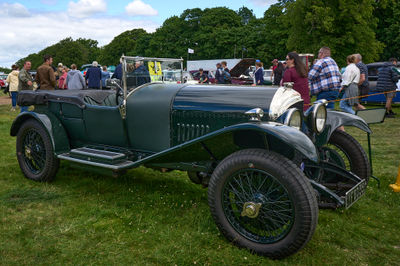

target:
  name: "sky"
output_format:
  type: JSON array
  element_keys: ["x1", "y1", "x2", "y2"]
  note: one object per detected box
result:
[{"x1": 0, "y1": 0, "x2": 278, "y2": 68}]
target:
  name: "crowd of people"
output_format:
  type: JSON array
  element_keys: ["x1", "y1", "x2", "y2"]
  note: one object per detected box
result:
[
  {"x1": 250, "y1": 47, "x2": 398, "y2": 117},
  {"x1": 5, "y1": 55, "x2": 114, "y2": 112},
  {"x1": 5, "y1": 50, "x2": 399, "y2": 117}
]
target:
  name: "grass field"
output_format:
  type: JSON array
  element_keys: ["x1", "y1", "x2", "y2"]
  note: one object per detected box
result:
[{"x1": 0, "y1": 102, "x2": 399, "y2": 265}]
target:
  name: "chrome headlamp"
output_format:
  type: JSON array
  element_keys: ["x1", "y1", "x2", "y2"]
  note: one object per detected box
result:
[
  {"x1": 306, "y1": 100, "x2": 327, "y2": 133},
  {"x1": 283, "y1": 108, "x2": 302, "y2": 130}
]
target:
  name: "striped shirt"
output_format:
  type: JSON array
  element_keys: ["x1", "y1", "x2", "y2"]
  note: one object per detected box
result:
[{"x1": 308, "y1": 57, "x2": 341, "y2": 95}]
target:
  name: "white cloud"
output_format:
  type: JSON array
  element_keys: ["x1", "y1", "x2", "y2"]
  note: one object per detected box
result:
[
  {"x1": 0, "y1": 5, "x2": 159, "y2": 68},
  {"x1": 0, "y1": 3, "x2": 30, "y2": 17},
  {"x1": 248, "y1": 0, "x2": 277, "y2": 7},
  {"x1": 125, "y1": 0, "x2": 158, "y2": 16},
  {"x1": 68, "y1": 0, "x2": 107, "y2": 18}
]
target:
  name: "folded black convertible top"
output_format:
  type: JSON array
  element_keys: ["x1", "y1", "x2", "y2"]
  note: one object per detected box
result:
[{"x1": 17, "y1": 90, "x2": 114, "y2": 108}]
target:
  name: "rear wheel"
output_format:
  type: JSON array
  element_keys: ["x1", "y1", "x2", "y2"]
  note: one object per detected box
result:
[
  {"x1": 208, "y1": 149, "x2": 318, "y2": 259},
  {"x1": 16, "y1": 119, "x2": 59, "y2": 182},
  {"x1": 326, "y1": 129, "x2": 370, "y2": 181}
]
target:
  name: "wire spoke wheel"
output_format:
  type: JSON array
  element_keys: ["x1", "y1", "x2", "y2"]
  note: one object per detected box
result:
[
  {"x1": 16, "y1": 119, "x2": 59, "y2": 182},
  {"x1": 222, "y1": 169, "x2": 294, "y2": 244},
  {"x1": 208, "y1": 149, "x2": 318, "y2": 259},
  {"x1": 22, "y1": 129, "x2": 47, "y2": 174}
]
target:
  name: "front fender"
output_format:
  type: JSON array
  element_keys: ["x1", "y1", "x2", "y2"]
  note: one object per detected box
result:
[
  {"x1": 315, "y1": 110, "x2": 371, "y2": 147},
  {"x1": 10, "y1": 111, "x2": 70, "y2": 155},
  {"x1": 142, "y1": 122, "x2": 318, "y2": 171}
]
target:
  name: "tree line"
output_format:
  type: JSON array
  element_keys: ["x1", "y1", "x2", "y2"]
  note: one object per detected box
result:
[{"x1": 15, "y1": 0, "x2": 400, "y2": 71}]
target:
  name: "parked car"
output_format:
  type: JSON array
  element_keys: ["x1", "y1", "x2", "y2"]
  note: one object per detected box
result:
[
  {"x1": 248, "y1": 68, "x2": 273, "y2": 85},
  {"x1": 163, "y1": 69, "x2": 197, "y2": 84},
  {"x1": 230, "y1": 58, "x2": 256, "y2": 85},
  {"x1": 11, "y1": 56, "x2": 371, "y2": 259},
  {"x1": 0, "y1": 73, "x2": 8, "y2": 93},
  {"x1": 191, "y1": 70, "x2": 216, "y2": 84},
  {"x1": 362, "y1": 62, "x2": 400, "y2": 104}
]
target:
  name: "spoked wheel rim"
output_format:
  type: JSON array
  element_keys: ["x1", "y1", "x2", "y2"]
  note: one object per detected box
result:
[
  {"x1": 323, "y1": 144, "x2": 350, "y2": 170},
  {"x1": 222, "y1": 168, "x2": 294, "y2": 244},
  {"x1": 22, "y1": 128, "x2": 46, "y2": 175}
]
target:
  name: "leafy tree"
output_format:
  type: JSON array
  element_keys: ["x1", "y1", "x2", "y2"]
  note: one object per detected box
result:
[
  {"x1": 14, "y1": 4, "x2": 394, "y2": 70},
  {"x1": 286, "y1": 0, "x2": 383, "y2": 66},
  {"x1": 16, "y1": 37, "x2": 94, "y2": 70},
  {"x1": 76, "y1": 38, "x2": 100, "y2": 63},
  {"x1": 257, "y1": 2, "x2": 290, "y2": 65},
  {"x1": 373, "y1": 0, "x2": 400, "y2": 60},
  {"x1": 98, "y1": 28, "x2": 149, "y2": 65},
  {"x1": 0, "y1": 67, "x2": 11, "y2": 74},
  {"x1": 237, "y1": 6, "x2": 255, "y2": 25}
]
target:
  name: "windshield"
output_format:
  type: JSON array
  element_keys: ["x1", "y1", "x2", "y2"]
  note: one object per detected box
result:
[{"x1": 122, "y1": 56, "x2": 184, "y2": 90}]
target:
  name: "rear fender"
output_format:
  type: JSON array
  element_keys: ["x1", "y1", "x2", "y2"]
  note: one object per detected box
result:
[
  {"x1": 144, "y1": 122, "x2": 318, "y2": 171},
  {"x1": 10, "y1": 111, "x2": 70, "y2": 155},
  {"x1": 315, "y1": 110, "x2": 371, "y2": 147}
]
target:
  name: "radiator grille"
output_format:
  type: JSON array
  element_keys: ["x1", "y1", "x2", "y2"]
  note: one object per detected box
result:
[{"x1": 176, "y1": 123, "x2": 210, "y2": 143}]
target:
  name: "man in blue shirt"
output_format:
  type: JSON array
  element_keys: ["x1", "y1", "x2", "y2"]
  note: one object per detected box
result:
[
  {"x1": 308, "y1": 47, "x2": 341, "y2": 109},
  {"x1": 85, "y1": 61, "x2": 102, "y2": 89}
]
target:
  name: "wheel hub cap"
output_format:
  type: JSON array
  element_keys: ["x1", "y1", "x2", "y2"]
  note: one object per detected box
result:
[
  {"x1": 241, "y1": 202, "x2": 262, "y2": 218},
  {"x1": 25, "y1": 146, "x2": 32, "y2": 159}
]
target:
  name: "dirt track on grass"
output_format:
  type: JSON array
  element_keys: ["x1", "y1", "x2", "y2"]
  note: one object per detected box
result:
[{"x1": 0, "y1": 95, "x2": 10, "y2": 105}]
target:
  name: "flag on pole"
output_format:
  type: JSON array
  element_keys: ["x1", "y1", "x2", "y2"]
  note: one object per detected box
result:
[{"x1": 188, "y1": 48, "x2": 194, "y2": 54}]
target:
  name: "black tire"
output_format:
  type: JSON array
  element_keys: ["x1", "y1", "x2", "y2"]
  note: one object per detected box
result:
[
  {"x1": 16, "y1": 119, "x2": 59, "y2": 182},
  {"x1": 208, "y1": 149, "x2": 318, "y2": 259},
  {"x1": 327, "y1": 130, "x2": 370, "y2": 182}
]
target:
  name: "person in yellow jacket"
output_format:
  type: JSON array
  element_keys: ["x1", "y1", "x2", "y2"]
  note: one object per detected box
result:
[{"x1": 6, "y1": 64, "x2": 19, "y2": 111}]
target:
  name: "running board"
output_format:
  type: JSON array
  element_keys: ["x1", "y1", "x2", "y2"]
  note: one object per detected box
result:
[{"x1": 58, "y1": 147, "x2": 134, "y2": 170}]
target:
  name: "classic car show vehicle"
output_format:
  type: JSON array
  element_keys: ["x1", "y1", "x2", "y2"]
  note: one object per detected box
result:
[{"x1": 11, "y1": 56, "x2": 371, "y2": 259}]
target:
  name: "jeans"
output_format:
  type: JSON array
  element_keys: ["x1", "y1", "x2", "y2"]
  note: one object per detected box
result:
[
  {"x1": 11, "y1": 91, "x2": 18, "y2": 107},
  {"x1": 339, "y1": 90, "x2": 355, "y2": 114},
  {"x1": 316, "y1": 90, "x2": 339, "y2": 109},
  {"x1": 20, "y1": 106, "x2": 28, "y2": 113}
]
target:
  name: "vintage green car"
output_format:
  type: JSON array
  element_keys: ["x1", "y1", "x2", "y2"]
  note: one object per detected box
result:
[{"x1": 11, "y1": 56, "x2": 371, "y2": 259}]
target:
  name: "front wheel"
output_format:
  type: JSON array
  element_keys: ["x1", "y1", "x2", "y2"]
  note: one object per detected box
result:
[
  {"x1": 208, "y1": 149, "x2": 318, "y2": 259},
  {"x1": 16, "y1": 119, "x2": 59, "y2": 182}
]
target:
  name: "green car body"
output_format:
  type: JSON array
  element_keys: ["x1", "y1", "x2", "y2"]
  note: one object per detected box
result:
[{"x1": 10, "y1": 56, "x2": 371, "y2": 259}]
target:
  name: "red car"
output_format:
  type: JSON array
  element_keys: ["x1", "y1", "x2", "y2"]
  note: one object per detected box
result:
[{"x1": 0, "y1": 73, "x2": 8, "y2": 94}]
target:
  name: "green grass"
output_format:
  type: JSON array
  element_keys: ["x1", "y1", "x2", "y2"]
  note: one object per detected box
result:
[{"x1": 0, "y1": 102, "x2": 400, "y2": 265}]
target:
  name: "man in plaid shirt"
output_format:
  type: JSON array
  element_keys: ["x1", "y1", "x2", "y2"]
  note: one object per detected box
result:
[{"x1": 308, "y1": 46, "x2": 341, "y2": 109}]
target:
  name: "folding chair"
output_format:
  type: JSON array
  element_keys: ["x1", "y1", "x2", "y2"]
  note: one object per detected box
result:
[{"x1": 356, "y1": 108, "x2": 386, "y2": 188}]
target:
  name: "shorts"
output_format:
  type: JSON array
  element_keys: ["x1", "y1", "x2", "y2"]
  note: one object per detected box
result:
[
  {"x1": 359, "y1": 86, "x2": 369, "y2": 97},
  {"x1": 385, "y1": 91, "x2": 396, "y2": 99}
]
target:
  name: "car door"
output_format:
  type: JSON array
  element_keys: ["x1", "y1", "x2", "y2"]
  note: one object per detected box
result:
[{"x1": 83, "y1": 104, "x2": 129, "y2": 147}]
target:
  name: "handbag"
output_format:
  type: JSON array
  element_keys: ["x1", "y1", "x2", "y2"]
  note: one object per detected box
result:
[{"x1": 3, "y1": 84, "x2": 9, "y2": 94}]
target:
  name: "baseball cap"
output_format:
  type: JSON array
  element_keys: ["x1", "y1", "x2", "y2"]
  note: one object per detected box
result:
[{"x1": 58, "y1": 63, "x2": 63, "y2": 67}]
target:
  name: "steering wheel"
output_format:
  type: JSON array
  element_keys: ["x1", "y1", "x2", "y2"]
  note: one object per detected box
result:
[{"x1": 110, "y1": 79, "x2": 123, "y2": 105}]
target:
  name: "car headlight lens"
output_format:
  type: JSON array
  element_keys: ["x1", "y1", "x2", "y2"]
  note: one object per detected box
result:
[
  {"x1": 313, "y1": 103, "x2": 327, "y2": 133},
  {"x1": 284, "y1": 108, "x2": 302, "y2": 130}
]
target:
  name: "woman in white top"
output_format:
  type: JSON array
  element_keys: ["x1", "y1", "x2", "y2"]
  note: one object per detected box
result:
[
  {"x1": 339, "y1": 54, "x2": 360, "y2": 114},
  {"x1": 6, "y1": 64, "x2": 19, "y2": 111}
]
